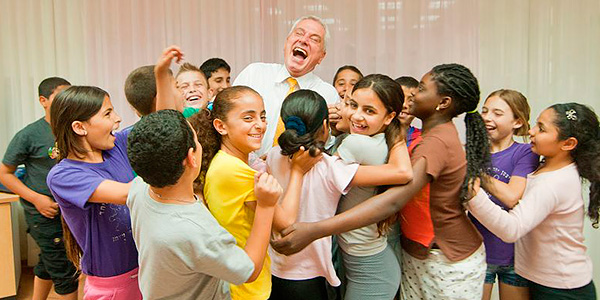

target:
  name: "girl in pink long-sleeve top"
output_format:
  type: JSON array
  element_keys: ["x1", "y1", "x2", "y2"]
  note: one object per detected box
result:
[{"x1": 467, "y1": 102, "x2": 598, "y2": 300}]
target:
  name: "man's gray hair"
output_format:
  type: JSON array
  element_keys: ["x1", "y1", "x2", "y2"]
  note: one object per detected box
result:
[{"x1": 288, "y1": 15, "x2": 330, "y2": 51}]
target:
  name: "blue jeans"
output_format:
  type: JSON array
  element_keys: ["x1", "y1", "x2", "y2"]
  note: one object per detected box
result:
[{"x1": 484, "y1": 263, "x2": 528, "y2": 287}]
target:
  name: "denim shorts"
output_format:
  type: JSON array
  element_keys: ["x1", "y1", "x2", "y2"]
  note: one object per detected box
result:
[{"x1": 484, "y1": 263, "x2": 529, "y2": 287}]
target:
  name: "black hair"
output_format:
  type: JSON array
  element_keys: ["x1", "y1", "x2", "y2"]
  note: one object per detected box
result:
[
  {"x1": 352, "y1": 74, "x2": 404, "y2": 152},
  {"x1": 333, "y1": 65, "x2": 363, "y2": 84},
  {"x1": 429, "y1": 63, "x2": 491, "y2": 200},
  {"x1": 332, "y1": 65, "x2": 363, "y2": 84},
  {"x1": 549, "y1": 103, "x2": 600, "y2": 228},
  {"x1": 128, "y1": 110, "x2": 196, "y2": 188},
  {"x1": 38, "y1": 77, "x2": 71, "y2": 98},
  {"x1": 200, "y1": 58, "x2": 231, "y2": 80},
  {"x1": 124, "y1": 65, "x2": 156, "y2": 116},
  {"x1": 278, "y1": 89, "x2": 328, "y2": 157},
  {"x1": 394, "y1": 76, "x2": 419, "y2": 88},
  {"x1": 50, "y1": 86, "x2": 108, "y2": 160}
]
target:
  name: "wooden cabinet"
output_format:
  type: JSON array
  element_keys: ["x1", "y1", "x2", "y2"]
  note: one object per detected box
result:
[{"x1": 0, "y1": 193, "x2": 19, "y2": 299}]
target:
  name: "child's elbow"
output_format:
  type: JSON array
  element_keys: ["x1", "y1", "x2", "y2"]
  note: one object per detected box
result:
[
  {"x1": 246, "y1": 268, "x2": 260, "y2": 283},
  {"x1": 500, "y1": 233, "x2": 519, "y2": 244},
  {"x1": 273, "y1": 216, "x2": 295, "y2": 234},
  {"x1": 395, "y1": 167, "x2": 413, "y2": 185}
]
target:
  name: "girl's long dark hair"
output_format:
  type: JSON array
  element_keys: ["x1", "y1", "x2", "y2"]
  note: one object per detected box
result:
[
  {"x1": 278, "y1": 89, "x2": 328, "y2": 157},
  {"x1": 430, "y1": 64, "x2": 491, "y2": 200},
  {"x1": 550, "y1": 103, "x2": 600, "y2": 228},
  {"x1": 50, "y1": 86, "x2": 109, "y2": 270}
]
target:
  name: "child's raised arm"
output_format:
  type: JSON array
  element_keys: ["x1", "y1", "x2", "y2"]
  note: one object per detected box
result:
[
  {"x1": 272, "y1": 148, "x2": 322, "y2": 232},
  {"x1": 243, "y1": 172, "x2": 281, "y2": 282},
  {"x1": 155, "y1": 45, "x2": 184, "y2": 112},
  {"x1": 349, "y1": 139, "x2": 413, "y2": 186}
]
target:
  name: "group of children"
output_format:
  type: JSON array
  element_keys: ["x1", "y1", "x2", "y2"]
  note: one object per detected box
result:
[{"x1": 1, "y1": 45, "x2": 598, "y2": 300}]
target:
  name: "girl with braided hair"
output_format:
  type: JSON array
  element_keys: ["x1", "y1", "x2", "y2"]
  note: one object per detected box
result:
[
  {"x1": 266, "y1": 89, "x2": 412, "y2": 300},
  {"x1": 271, "y1": 63, "x2": 491, "y2": 299},
  {"x1": 467, "y1": 103, "x2": 598, "y2": 299}
]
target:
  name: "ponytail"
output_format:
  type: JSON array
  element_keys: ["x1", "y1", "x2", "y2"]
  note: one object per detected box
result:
[
  {"x1": 462, "y1": 110, "x2": 492, "y2": 200},
  {"x1": 278, "y1": 90, "x2": 329, "y2": 157},
  {"x1": 429, "y1": 64, "x2": 491, "y2": 201}
]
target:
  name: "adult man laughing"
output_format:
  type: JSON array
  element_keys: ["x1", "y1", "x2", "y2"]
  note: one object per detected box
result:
[{"x1": 234, "y1": 15, "x2": 339, "y2": 156}]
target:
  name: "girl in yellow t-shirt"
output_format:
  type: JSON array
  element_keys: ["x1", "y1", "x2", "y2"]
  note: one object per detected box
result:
[{"x1": 190, "y1": 85, "x2": 317, "y2": 300}]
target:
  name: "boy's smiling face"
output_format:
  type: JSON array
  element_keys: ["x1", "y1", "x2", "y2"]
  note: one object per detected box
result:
[{"x1": 176, "y1": 71, "x2": 209, "y2": 109}]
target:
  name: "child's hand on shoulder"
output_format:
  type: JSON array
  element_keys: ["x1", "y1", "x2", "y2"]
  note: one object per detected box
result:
[
  {"x1": 155, "y1": 45, "x2": 184, "y2": 75},
  {"x1": 254, "y1": 171, "x2": 282, "y2": 208},
  {"x1": 291, "y1": 146, "x2": 322, "y2": 175}
]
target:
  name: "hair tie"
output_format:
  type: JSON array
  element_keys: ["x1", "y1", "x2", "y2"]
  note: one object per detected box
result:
[
  {"x1": 284, "y1": 116, "x2": 307, "y2": 135},
  {"x1": 466, "y1": 107, "x2": 478, "y2": 114}
]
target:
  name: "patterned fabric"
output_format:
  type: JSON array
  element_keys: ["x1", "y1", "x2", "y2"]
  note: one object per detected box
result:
[{"x1": 400, "y1": 245, "x2": 486, "y2": 300}]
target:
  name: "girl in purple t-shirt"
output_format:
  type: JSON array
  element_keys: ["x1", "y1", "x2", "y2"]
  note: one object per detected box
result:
[
  {"x1": 47, "y1": 86, "x2": 140, "y2": 300},
  {"x1": 469, "y1": 89, "x2": 539, "y2": 300}
]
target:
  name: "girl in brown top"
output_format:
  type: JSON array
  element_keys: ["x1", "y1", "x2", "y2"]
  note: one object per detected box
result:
[{"x1": 272, "y1": 64, "x2": 491, "y2": 299}]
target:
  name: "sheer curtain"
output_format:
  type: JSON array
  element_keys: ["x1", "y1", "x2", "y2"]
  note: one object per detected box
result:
[{"x1": 1, "y1": 0, "x2": 599, "y2": 289}]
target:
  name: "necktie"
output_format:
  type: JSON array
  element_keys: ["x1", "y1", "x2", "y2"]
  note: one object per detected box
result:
[{"x1": 273, "y1": 77, "x2": 299, "y2": 146}]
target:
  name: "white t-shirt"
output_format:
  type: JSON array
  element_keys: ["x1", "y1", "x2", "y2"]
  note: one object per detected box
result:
[
  {"x1": 336, "y1": 133, "x2": 390, "y2": 256},
  {"x1": 233, "y1": 63, "x2": 338, "y2": 156},
  {"x1": 127, "y1": 177, "x2": 254, "y2": 300},
  {"x1": 266, "y1": 147, "x2": 359, "y2": 286}
]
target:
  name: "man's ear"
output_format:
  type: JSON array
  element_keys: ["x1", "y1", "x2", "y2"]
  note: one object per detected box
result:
[
  {"x1": 71, "y1": 121, "x2": 87, "y2": 136},
  {"x1": 317, "y1": 49, "x2": 326, "y2": 65},
  {"x1": 213, "y1": 118, "x2": 227, "y2": 136}
]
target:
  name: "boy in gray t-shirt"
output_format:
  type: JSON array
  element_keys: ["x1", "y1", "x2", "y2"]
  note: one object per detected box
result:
[{"x1": 126, "y1": 109, "x2": 280, "y2": 299}]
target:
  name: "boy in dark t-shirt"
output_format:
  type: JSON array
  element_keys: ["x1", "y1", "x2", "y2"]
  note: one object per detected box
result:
[{"x1": 0, "y1": 77, "x2": 79, "y2": 299}]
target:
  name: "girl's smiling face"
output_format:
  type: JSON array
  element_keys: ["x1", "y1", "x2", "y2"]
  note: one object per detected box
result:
[
  {"x1": 482, "y1": 96, "x2": 523, "y2": 143},
  {"x1": 218, "y1": 92, "x2": 266, "y2": 155},
  {"x1": 347, "y1": 88, "x2": 395, "y2": 136},
  {"x1": 84, "y1": 96, "x2": 121, "y2": 151},
  {"x1": 529, "y1": 108, "x2": 563, "y2": 157}
]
